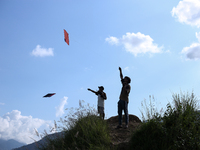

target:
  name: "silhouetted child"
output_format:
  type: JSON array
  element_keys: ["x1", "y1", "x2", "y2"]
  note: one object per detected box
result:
[{"x1": 88, "y1": 86, "x2": 107, "y2": 120}]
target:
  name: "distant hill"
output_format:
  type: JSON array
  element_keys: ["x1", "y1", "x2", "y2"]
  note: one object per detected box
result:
[
  {"x1": 0, "y1": 139, "x2": 25, "y2": 150},
  {"x1": 13, "y1": 114, "x2": 141, "y2": 150},
  {"x1": 12, "y1": 139, "x2": 41, "y2": 150},
  {"x1": 13, "y1": 132, "x2": 64, "y2": 150}
]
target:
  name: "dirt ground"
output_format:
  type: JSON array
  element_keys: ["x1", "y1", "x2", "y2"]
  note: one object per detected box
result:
[{"x1": 106, "y1": 114, "x2": 141, "y2": 149}]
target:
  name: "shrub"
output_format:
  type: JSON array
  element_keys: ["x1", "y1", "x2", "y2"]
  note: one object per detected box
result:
[
  {"x1": 129, "y1": 119, "x2": 166, "y2": 150},
  {"x1": 129, "y1": 91, "x2": 200, "y2": 150},
  {"x1": 62, "y1": 114, "x2": 110, "y2": 150},
  {"x1": 39, "y1": 100, "x2": 111, "y2": 150}
]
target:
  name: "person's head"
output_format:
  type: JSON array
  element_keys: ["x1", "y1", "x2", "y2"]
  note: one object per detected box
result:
[
  {"x1": 124, "y1": 76, "x2": 131, "y2": 84},
  {"x1": 98, "y1": 86, "x2": 104, "y2": 91}
]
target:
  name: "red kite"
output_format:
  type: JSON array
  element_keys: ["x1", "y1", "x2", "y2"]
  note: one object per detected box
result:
[
  {"x1": 64, "y1": 29, "x2": 69, "y2": 45},
  {"x1": 43, "y1": 93, "x2": 56, "y2": 98}
]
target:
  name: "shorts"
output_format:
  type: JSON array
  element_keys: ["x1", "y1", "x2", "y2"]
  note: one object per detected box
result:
[{"x1": 98, "y1": 106, "x2": 104, "y2": 114}]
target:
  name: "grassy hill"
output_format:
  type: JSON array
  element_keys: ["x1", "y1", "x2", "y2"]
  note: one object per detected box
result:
[
  {"x1": 15, "y1": 91, "x2": 200, "y2": 150},
  {"x1": 14, "y1": 114, "x2": 141, "y2": 150}
]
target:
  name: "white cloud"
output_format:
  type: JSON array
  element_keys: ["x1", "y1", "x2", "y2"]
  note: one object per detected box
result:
[
  {"x1": 106, "y1": 32, "x2": 162, "y2": 56},
  {"x1": 0, "y1": 110, "x2": 50, "y2": 144},
  {"x1": 181, "y1": 32, "x2": 200, "y2": 60},
  {"x1": 55, "y1": 96, "x2": 68, "y2": 117},
  {"x1": 31, "y1": 45, "x2": 54, "y2": 57},
  {"x1": 124, "y1": 67, "x2": 130, "y2": 71},
  {"x1": 105, "y1": 36, "x2": 119, "y2": 45},
  {"x1": 0, "y1": 103, "x2": 5, "y2": 105},
  {"x1": 172, "y1": 0, "x2": 200, "y2": 28}
]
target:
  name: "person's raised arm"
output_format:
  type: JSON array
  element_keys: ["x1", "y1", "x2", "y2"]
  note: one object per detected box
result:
[
  {"x1": 119, "y1": 67, "x2": 123, "y2": 80},
  {"x1": 88, "y1": 88, "x2": 98, "y2": 95}
]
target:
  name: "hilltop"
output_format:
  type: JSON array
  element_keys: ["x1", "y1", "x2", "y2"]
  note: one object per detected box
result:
[
  {"x1": 13, "y1": 114, "x2": 141, "y2": 150},
  {"x1": 107, "y1": 114, "x2": 141, "y2": 149}
]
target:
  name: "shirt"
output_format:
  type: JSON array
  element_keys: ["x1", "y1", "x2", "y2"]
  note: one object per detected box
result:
[
  {"x1": 98, "y1": 94, "x2": 105, "y2": 107},
  {"x1": 119, "y1": 80, "x2": 131, "y2": 103}
]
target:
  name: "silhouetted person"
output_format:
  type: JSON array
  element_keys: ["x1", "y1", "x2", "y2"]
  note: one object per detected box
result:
[
  {"x1": 88, "y1": 86, "x2": 107, "y2": 120},
  {"x1": 117, "y1": 67, "x2": 131, "y2": 129}
]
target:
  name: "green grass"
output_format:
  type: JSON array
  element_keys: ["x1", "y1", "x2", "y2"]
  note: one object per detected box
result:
[
  {"x1": 38, "y1": 100, "x2": 111, "y2": 150},
  {"x1": 129, "y1": 91, "x2": 200, "y2": 150}
]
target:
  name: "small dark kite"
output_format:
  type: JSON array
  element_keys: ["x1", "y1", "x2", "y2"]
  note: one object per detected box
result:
[{"x1": 43, "y1": 93, "x2": 56, "y2": 98}]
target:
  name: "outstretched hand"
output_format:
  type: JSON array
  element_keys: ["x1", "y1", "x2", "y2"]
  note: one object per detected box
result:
[{"x1": 119, "y1": 67, "x2": 123, "y2": 80}]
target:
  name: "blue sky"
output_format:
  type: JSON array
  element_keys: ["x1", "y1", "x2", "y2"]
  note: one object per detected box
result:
[{"x1": 1, "y1": 0, "x2": 200, "y2": 144}]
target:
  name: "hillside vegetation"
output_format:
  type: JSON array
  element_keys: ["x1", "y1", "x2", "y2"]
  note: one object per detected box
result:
[{"x1": 36, "y1": 92, "x2": 200, "y2": 150}]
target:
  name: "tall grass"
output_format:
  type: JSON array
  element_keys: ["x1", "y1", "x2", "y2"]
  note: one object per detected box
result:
[
  {"x1": 38, "y1": 100, "x2": 111, "y2": 150},
  {"x1": 140, "y1": 95, "x2": 162, "y2": 122},
  {"x1": 129, "y1": 91, "x2": 200, "y2": 150}
]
